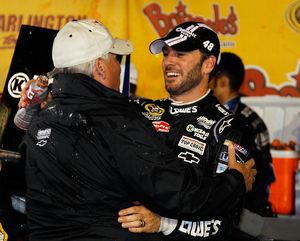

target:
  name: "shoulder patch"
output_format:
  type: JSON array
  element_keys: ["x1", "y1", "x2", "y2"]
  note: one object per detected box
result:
[
  {"x1": 218, "y1": 118, "x2": 233, "y2": 134},
  {"x1": 215, "y1": 104, "x2": 229, "y2": 116},
  {"x1": 213, "y1": 114, "x2": 236, "y2": 142}
]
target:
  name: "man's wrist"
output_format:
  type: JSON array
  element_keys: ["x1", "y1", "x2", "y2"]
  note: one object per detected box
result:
[{"x1": 159, "y1": 216, "x2": 178, "y2": 235}]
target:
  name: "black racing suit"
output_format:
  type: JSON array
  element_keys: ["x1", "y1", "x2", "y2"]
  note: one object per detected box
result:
[
  {"x1": 20, "y1": 74, "x2": 246, "y2": 241},
  {"x1": 132, "y1": 90, "x2": 256, "y2": 240}
]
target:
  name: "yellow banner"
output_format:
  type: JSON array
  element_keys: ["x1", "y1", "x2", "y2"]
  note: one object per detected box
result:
[
  {"x1": 0, "y1": 0, "x2": 299, "y2": 99},
  {"x1": 128, "y1": 0, "x2": 300, "y2": 99},
  {"x1": 0, "y1": 0, "x2": 128, "y2": 93}
]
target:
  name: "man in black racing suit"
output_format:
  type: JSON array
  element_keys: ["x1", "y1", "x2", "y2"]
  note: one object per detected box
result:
[
  {"x1": 128, "y1": 91, "x2": 255, "y2": 240},
  {"x1": 118, "y1": 22, "x2": 256, "y2": 241}
]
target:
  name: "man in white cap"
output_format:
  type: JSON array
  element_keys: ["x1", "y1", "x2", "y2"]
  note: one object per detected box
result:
[{"x1": 20, "y1": 19, "x2": 256, "y2": 241}]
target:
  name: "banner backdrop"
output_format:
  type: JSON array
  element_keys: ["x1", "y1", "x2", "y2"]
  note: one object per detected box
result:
[{"x1": 0, "y1": 0, "x2": 299, "y2": 100}]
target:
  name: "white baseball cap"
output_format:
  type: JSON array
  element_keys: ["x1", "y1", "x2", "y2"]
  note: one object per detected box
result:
[{"x1": 52, "y1": 19, "x2": 133, "y2": 68}]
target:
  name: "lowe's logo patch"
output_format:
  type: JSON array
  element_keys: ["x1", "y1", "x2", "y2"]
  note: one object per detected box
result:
[
  {"x1": 169, "y1": 106, "x2": 198, "y2": 115},
  {"x1": 179, "y1": 219, "x2": 222, "y2": 237}
]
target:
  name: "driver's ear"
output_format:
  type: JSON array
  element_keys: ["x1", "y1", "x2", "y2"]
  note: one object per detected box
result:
[{"x1": 203, "y1": 55, "x2": 217, "y2": 75}]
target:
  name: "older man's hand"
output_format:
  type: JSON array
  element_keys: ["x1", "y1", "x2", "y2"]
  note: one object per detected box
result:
[{"x1": 118, "y1": 204, "x2": 161, "y2": 233}]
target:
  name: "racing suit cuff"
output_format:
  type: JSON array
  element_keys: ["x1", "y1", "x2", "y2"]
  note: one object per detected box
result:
[{"x1": 159, "y1": 216, "x2": 178, "y2": 235}]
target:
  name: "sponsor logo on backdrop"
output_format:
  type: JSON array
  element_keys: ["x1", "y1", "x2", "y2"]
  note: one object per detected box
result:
[
  {"x1": 143, "y1": 0, "x2": 238, "y2": 48},
  {"x1": 287, "y1": 61, "x2": 300, "y2": 96},
  {"x1": 285, "y1": 0, "x2": 300, "y2": 34},
  {"x1": 240, "y1": 64, "x2": 300, "y2": 97},
  {"x1": 143, "y1": 1, "x2": 300, "y2": 98},
  {"x1": 7, "y1": 72, "x2": 29, "y2": 98},
  {"x1": 0, "y1": 14, "x2": 87, "y2": 49}
]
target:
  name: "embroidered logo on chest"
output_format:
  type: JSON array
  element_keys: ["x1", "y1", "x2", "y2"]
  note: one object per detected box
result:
[
  {"x1": 186, "y1": 124, "x2": 209, "y2": 140},
  {"x1": 178, "y1": 135, "x2": 206, "y2": 155}
]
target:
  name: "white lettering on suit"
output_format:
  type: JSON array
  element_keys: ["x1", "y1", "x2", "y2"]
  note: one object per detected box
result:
[
  {"x1": 178, "y1": 135, "x2": 206, "y2": 155},
  {"x1": 179, "y1": 220, "x2": 222, "y2": 237},
  {"x1": 169, "y1": 106, "x2": 198, "y2": 115}
]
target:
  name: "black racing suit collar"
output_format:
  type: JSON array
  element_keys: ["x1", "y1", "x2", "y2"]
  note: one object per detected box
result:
[
  {"x1": 168, "y1": 89, "x2": 212, "y2": 106},
  {"x1": 168, "y1": 89, "x2": 215, "y2": 116}
]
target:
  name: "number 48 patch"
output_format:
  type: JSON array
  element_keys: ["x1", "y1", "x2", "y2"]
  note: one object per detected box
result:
[{"x1": 203, "y1": 40, "x2": 214, "y2": 51}]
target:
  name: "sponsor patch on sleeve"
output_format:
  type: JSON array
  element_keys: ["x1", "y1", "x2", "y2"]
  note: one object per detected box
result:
[
  {"x1": 216, "y1": 139, "x2": 250, "y2": 173},
  {"x1": 218, "y1": 118, "x2": 233, "y2": 134}
]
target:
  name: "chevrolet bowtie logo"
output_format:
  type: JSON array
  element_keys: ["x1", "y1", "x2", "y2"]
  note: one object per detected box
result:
[{"x1": 178, "y1": 151, "x2": 200, "y2": 164}]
